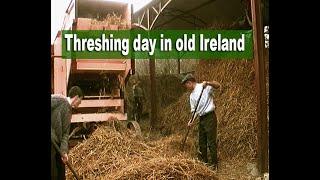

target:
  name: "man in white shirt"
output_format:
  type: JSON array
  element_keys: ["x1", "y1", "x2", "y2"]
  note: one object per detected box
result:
[{"x1": 181, "y1": 73, "x2": 221, "y2": 167}]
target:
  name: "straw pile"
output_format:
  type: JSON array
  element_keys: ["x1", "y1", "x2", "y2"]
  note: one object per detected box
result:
[
  {"x1": 158, "y1": 93, "x2": 192, "y2": 135},
  {"x1": 91, "y1": 12, "x2": 128, "y2": 29},
  {"x1": 107, "y1": 157, "x2": 218, "y2": 180},
  {"x1": 160, "y1": 60, "x2": 258, "y2": 160},
  {"x1": 66, "y1": 125, "x2": 218, "y2": 179}
]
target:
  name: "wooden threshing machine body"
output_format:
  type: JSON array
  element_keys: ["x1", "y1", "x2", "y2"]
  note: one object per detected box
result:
[{"x1": 51, "y1": 0, "x2": 135, "y2": 123}]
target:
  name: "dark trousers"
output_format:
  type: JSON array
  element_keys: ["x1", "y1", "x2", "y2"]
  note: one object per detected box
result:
[
  {"x1": 51, "y1": 144, "x2": 66, "y2": 180},
  {"x1": 198, "y1": 111, "x2": 218, "y2": 165},
  {"x1": 133, "y1": 97, "x2": 143, "y2": 121}
]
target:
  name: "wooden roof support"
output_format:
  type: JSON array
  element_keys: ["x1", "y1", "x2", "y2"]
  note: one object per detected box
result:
[{"x1": 251, "y1": 0, "x2": 268, "y2": 175}]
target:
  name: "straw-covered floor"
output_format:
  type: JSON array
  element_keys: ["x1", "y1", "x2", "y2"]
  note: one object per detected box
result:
[
  {"x1": 67, "y1": 125, "x2": 217, "y2": 179},
  {"x1": 67, "y1": 60, "x2": 268, "y2": 179}
]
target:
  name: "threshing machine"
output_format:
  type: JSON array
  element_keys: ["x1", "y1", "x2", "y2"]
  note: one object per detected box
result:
[{"x1": 51, "y1": 0, "x2": 140, "y2": 138}]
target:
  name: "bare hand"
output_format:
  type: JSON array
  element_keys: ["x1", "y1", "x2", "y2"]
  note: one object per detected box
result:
[
  {"x1": 61, "y1": 153, "x2": 68, "y2": 164},
  {"x1": 187, "y1": 121, "x2": 193, "y2": 127},
  {"x1": 202, "y1": 81, "x2": 207, "y2": 88}
]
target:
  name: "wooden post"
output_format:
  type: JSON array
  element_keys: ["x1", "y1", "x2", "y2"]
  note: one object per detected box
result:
[
  {"x1": 147, "y1": 7, "x2": 158, "y2": 129},
  {"x1": 177, "y1": 58, "x2": 180, "y2": 74},
  {"x1": 147, "y1": 8, "x2": 150, "y2": 30},
  {"x1": 149, "y1": 58, "x2": 157, "y2": 129},
  {"x1": 251, "y1": 0, "x2": 268, "y2": 174}
]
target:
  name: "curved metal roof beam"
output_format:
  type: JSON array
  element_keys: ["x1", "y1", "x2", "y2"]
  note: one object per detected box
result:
[
  {"x1": 132, "y1": 23, "x2": 148, "y2": 30},
  {"x1": 132, "y1": 0, "x2": 173, "y2": 30},
  {"x1": 133, "y1": 0, "x2": 216, "y2": 30},
  {"x1": 150, "y1": 0, "x2": 172, "y2": 29}
]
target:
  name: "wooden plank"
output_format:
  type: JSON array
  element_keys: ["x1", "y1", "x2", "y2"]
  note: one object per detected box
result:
[
  {"x1": 251, "y1": 0, "x2": 268, "y2": 174},
  {"x1": 84, "y1": 95, "x2": 112, "y2": 99},
  {"x1": 78, "y1": 99, "x2": 123, "y2": 108},
  {"x1": 76, "y1": 18, "x2": 92, "y2": 30},
  {"x1": 77, "y1": 59, "x2": 128, "y2": 63},
  {"x1": 71, "y1": 113, "x2": 127, "y2": 123},
  {"x1": 76, "y1": 60, "x2": 126, "y2": 71},
  {"x1": 53, "y1": 33, "x2": 62, "y2": 57},
  {"x1": 66, "y1": 59, "x2": 72, "y2": 83},
  {"x1": 53, "y1": 58, "x2": 67, "y2": 96}
]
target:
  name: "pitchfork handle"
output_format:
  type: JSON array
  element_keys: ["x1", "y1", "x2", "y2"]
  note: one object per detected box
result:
[
  {"x1": 180, "y1": 86, "x2": 205, "y2": 150},
  {"x1": 51, "y1": 139, "x2": 81, "y2": 180}
]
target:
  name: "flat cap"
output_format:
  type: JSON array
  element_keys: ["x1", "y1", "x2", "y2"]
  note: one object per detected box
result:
[{"x1": 181, "y1": 73, "x2": 195, "y2": 84}]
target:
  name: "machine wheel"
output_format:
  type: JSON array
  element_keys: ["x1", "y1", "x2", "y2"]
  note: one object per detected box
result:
[
  {"x1": 69, "y1": 122, "x2": 98, "y2": 139},
  {"x1": 127, "y1": 121, "x2": 142, "y2": 137}
]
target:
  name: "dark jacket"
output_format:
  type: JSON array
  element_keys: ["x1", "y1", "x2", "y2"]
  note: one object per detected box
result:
[
  {"x1": 51, "y1": 95, "x2": 72, "y2": 154},
  {"x1": 133, "y1": 85, "x2": 144, "y2": 98}
]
